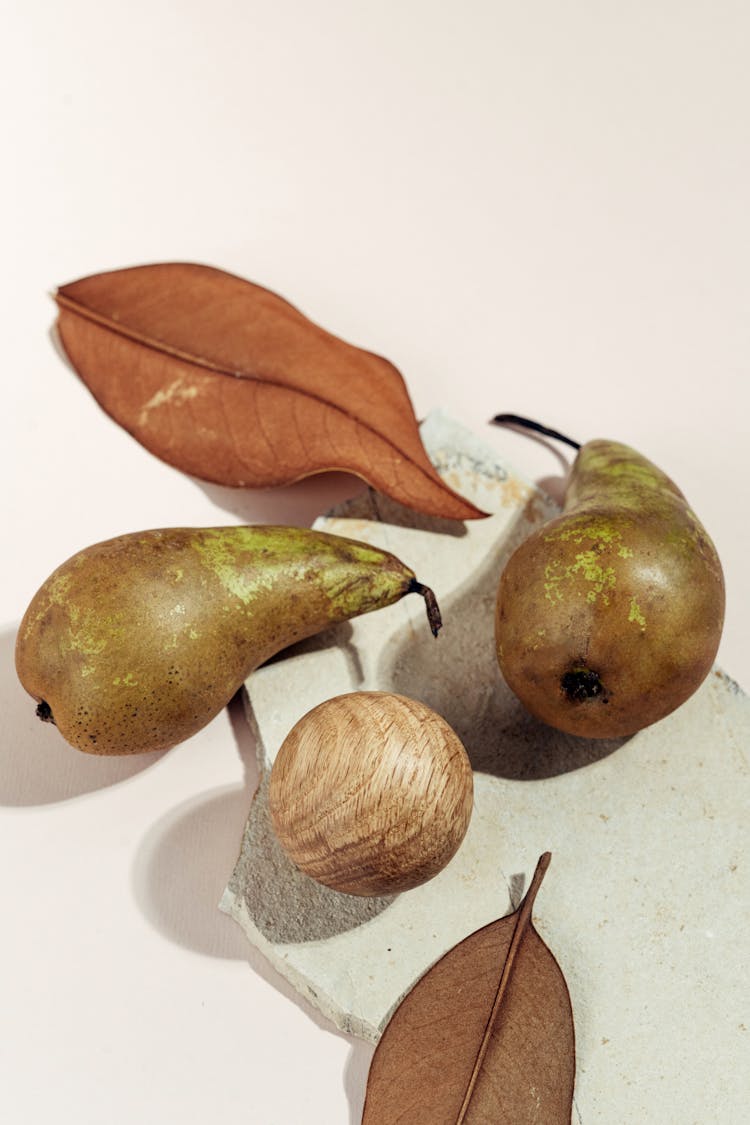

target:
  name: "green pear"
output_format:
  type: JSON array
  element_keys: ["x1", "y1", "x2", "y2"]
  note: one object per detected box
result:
[
  {"x1": 495, "y1": 432, "x2": 725, "y2": 738},
  {"x1": 16, "y1": 526, "x2": 441, "y2": 755}
]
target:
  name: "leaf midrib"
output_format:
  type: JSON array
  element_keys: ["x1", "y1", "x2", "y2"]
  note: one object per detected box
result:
[{"x1": 456, "y1": 852, "x2": 552, "y2": 1123}]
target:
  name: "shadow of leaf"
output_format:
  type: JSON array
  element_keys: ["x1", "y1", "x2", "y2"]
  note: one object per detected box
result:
[
  {"x1": 197, "y1": 478, "x2": 471, "y2": 540},
  {"x1": 195, "y1": 472, "x2": 368, "y2": 528},
  {"x1": 324, "y1": 488, "x2": 468, "y2": 538}
]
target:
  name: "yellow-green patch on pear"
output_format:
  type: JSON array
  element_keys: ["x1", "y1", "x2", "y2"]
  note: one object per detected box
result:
[{"x1": 628, "y1": 598, "x2": 647, "y2": 628}]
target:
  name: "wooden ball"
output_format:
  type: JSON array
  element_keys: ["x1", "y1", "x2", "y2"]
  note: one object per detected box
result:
[{"x1": 268, "y1": 691, "x2": 474, "y2": 896}]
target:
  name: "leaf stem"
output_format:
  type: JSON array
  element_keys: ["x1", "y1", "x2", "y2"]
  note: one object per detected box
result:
[
  {"x1": 456, "y1": 852, "x2": 552, "y2": 1123},
  {"x1": 491, "y1": 413, "x2": 581, "y2": 451}
]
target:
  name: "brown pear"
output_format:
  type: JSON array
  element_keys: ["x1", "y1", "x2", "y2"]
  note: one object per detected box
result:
[
  {"x1": 495, "y1": 438, "x2": 725, "y2": 738},
  {"x1": 16, "y1": 525, "x2": 441, "y2": 755}
]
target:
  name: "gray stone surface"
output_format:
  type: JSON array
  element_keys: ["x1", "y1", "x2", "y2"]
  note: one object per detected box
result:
[{"x1": 221, "y1": 412, "x2": 750, "y2": 1121}]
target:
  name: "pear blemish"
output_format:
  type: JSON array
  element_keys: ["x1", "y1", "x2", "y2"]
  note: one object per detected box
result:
[
  {"x1": 492, "y1": 415, "x2": 725, "y2": 739},
  {"x1": 560, "y1": 667, "x2": 605, "y2": 704}
]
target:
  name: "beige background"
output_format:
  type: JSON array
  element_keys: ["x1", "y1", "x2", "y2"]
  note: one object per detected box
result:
[{"x1": 2, "y1": 3, "x2": 748, "y2": 1122}]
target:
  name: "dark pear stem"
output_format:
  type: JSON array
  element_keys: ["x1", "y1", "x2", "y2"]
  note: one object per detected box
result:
[
  {"x1": 491, "y1": 413, "x2": 581, "y2": 451},
  {"x1": 408, "y1": 579, "x2": 442, "y2": 637},
  {"x1": 36, "y1": 700, "x2": 55, "y2": 724}
]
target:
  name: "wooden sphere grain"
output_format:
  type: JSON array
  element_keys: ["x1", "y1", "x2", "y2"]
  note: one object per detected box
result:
[{"x1": 268, "y1": 692, "x2": 474, "y2": 896}]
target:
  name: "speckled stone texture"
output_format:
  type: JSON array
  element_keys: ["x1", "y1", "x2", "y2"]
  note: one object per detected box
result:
[{"x1": 221, "y1": 412, "x2": 750, "y2": 1122}]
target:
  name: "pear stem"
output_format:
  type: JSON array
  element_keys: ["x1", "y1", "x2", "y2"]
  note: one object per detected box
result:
[
  {"x1": 491, "y1": 413, "x2": 581, "y2": 451},
  {"x1": 408, "y1": 579, "x2": 442, "y2": 637}
]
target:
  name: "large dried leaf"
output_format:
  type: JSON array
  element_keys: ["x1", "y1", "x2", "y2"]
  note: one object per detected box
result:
[
  {"x1": 362, "y1": 853, "x2": 575, "y2": 1124},
  {"x1": 55, "y1": 263, "x2": 486, "y2": 520}
]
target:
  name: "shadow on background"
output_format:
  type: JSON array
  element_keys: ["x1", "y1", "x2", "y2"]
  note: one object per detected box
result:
[
  {"x1": 0, "y1": 626, "x2": 160, "y2": 806},
  {"x1": 536, "y1": 472, "x2": 567, "y2": 507},
  {"x1": 131, "y1": 692, "x2": 257, "y2": 960},
  {"x1": 133, "y1": 681, "x2": 395, "y2": 955},
  {"x1": 195, "y1": 472, "x2": 366, "y2": 528},
  {"x1": 131, "y1": 689, "x2": 379, "y2": 1125},
  {"x1": 324, "y1": 487, "x2": 469, "y2": 538},
  {"x1": 196, "y1": 478, "x2": 470, "y2": 540},
  {"x1": 132, "y1": 782, "x2": 256, "y2": 960}
]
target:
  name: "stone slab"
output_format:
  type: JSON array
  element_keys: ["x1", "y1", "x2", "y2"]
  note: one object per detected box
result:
[{"x1": 221, "y1": 412, "x2": 750, "y2": 1122}]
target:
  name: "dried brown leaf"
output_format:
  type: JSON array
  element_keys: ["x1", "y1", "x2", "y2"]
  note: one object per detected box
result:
[
  {"x1": 55, "y1": 263, "x2": 486, "y2": 520},
  {"x1": 362, "y1": 853, "x2": 575, "y2": 1124}
]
